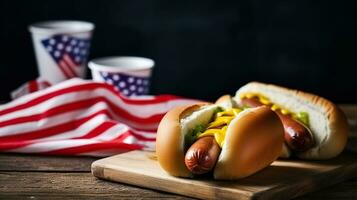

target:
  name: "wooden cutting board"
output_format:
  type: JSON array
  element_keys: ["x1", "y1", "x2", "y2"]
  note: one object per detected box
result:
[{"x1": 91, "y1": 150, "x2": 357, "y2": 200}]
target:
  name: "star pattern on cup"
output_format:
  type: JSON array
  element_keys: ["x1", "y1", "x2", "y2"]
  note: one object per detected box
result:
[{"x1": 100, "y1": 72, "x2": 150, "y2": 96}]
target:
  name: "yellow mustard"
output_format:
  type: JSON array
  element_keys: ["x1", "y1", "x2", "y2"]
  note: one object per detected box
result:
[
  {"x1": 240, "y1": 93, "x2": 309, "y2": 126},
  {"x1": 197, "y1": 108, "x2": 242, "y2": 148}
]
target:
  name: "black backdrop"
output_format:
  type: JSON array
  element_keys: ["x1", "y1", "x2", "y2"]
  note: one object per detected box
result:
[{"x1": 1, "y1": 0, "x2": 356, "y2": 102}]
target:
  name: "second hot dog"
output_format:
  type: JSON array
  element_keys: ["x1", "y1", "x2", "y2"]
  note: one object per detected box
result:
[{"x1": 240, "y1": 97, "x2": 315, "y2": 152}]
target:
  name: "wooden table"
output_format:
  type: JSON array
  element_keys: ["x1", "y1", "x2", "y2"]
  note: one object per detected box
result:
[{"x1": 1, "y1": 105, "x2": 357, "y2": 200}]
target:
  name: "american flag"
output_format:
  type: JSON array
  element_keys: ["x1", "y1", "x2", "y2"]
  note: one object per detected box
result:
[
  {"x1": 1, "y1": 78, "x2": 199, "y2": 156},
  {"x1": 42, "y1": 35, "x2": 90, "y2": 78},
  {"x1": 100, "y1": 71, "x2": 150, "y2": 96},
  {"x1": 11, "y1": 78, "x2": 51, "y2": 99}
]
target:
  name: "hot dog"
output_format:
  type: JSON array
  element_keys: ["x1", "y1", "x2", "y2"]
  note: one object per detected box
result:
[
  {"x1": 156, "y1": 82, "x2": 348, "y2": 180},
  {"x1": 240, "y1": 97, "x2": 315, "y2": 152},
  {"x1": 185, "y1": 136, "x2": 221, "y2": 174},
  {"x1": 156, "y1": 104, "x2": 284, "y2": 179},
  {"x1": 233, "y1": 82, "x2": 348, "y2": 159}
]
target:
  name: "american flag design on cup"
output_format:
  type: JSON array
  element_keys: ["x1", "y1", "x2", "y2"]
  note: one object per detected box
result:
[
  {"x1": 29, "y1": 21, "x2": 94, "y2": 84},
  {"x1": 89, "y1": 56, "x2": 154, "y2": 97},
  {"x1": 100, "y1": 72, "x2": 150, "y2": 96},
  {"x1": 42, "y1": 35, "x2": 90, "y2": 79}
]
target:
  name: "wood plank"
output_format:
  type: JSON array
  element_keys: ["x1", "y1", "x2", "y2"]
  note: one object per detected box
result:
[
  {"x1": 0, "y1": 171, "x2": 356, "y2": 200},
  {"x1": 0, "y1": 172, "x2": 192, "y2": 200},
  {"x1": 92, "y1": 150, "x2": 357, "y2": 200},
  {"x1": 297, "y1": 180, "x2": 357, "y2": 200},
  {"x1": 0, "y1": 153, "x2": 95, "y2": 172}
]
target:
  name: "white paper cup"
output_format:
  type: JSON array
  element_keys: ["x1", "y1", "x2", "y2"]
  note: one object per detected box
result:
[
  {"x1": 88, "y1": 56, "x2": 154, "y2": 96},
  {"x1": 29, "y1": 20, "x2": 95, "y2": 84}
]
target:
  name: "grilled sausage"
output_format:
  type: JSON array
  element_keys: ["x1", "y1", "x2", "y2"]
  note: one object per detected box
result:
[
  {"x1": 240, "y1": 97, "x2": 314, "y2": 152},
  {"x1": 184, "y1": 136, "x2": 221, "y2": 174}
]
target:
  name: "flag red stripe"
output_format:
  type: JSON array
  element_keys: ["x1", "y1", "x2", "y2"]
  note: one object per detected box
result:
[
  {"x1": 0, "y1": 96, "x2": 165, "y2": 128},
  {"x1": 58, "y1": 61, "x2": 73, "y2": 78},
  {"x1": 0, "y1": 82, "x2": 192, "y2": 117},
  {"x1": 28, "y1": 80, "x2": 39, "y2": 93},
  {"x1": 0, "y1": 109, "x2": 111, "y2": 142},
  {"x1": 0, "y1": 140, "x2": 33, "y2": 151},
  {"x1": 131, "y1": 131, "x2": 156, "y2": 141},
  {"x1": 62, "y1": 55, "x2": 78, "y2": 77},
  {"x1": 44, "y1": 140, "x2": 142, "y2": 155},
  {"x1": 59, "y1": 60, "x2": 76, "y2": 77},
  {"x1": 42, "y1": 81, "x2": 51, "y2": 87},
  {"x1": 64, "y1": 54, "x2": 78, "y2": 68},
  {"x1": 72, "y1": 121, "x2": 117, "y2": 139}
]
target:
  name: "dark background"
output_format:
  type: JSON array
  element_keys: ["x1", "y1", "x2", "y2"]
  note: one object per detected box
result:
[{"x1": 0, "y1": 0, "x2": 356, "y2": 103}]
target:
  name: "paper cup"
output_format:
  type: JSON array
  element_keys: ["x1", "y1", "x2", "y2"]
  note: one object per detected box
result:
[
  {"x1": 89, "y1": 56, "x2": 154, "y2": 96},
  {"x1": 29, "y1": 20, "x2": 95, "y2": 84}
]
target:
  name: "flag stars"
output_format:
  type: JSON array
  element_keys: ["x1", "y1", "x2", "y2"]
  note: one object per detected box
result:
[
  {"x1": 99, "y1": 71, "x2": 150, "y2": 96},
  {"x1": 62, "y1": 35, "x2": 69, "y2": 42},
  {"x1": 128, "y1": 77, "x2": 134, "y2": 83},
  {"x1": 66, "y1": 46, "x2": 72, "y2": 52},
  {"x1": 70, "y1": 40, "x2": 77, "y2": 45},
  {"x1": 54, "y1": 51, "x2": 61, "y2": 58},
  {"x1": 119, "y1": 81, "x2": 126, "y2": 88},
  {"x1": 138, "y1": 87, "x2": 144, "y2": 93},
  {"x1": 49, "y1": 39, "x2": 56, "y2": 45},
  {"x1": 113, "y1": 75, "x2": 120, "y2": 81},
  {"x1": 79, "y1": 41, "x2": 85, "y2": 47},
  {"x1": 123, "y1": 89, "x2": 129, "y2": 95},
  {"x1": 74, "y1": 48, "x2": 79, "y2": 54},
  {"x1": 57, "y1": 43, "x2": 64, "y2": 50},
  {"x1": 101, "y1": 72, "x2": 108, "y2": 77},
  {"x1": 130, "y1": 85, "x2": 136, "y2": 91},
  {"x1": 42, "y1": 34, "x2": 90, "y2": 72},
  {"x1": 107, "y1": 79, "x2": 114, "y2": 85}
]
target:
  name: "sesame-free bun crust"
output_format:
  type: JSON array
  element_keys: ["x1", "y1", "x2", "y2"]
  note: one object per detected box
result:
[
  {"x1": 214, "y1": 106, "x2": 284, "y2": 179},
  {"x1": 235, "y1": 82, "x2": 349, "y2": 160},
  {"x1": 156, "y1": 103, "x2": 284, "y2": 180},
  {"x1": 156, "y1": 103, "x2": 213, "y2": 178}
]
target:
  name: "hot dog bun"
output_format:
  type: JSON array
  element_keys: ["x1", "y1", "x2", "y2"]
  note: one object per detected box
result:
[
  {"x1": 214, "y1": 106, "x2": 284, "y2": 179},
  {"x1": 156, "y1": 103, "x2": 284, "y2": 179},
  {"x1": 234, "y1": 82, "x2": 349, "y2": 160}
]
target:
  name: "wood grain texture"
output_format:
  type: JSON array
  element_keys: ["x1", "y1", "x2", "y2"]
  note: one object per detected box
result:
[
  {"x1": 92, "y1": 151, "x2": 357, "y2": 200},
  {"x1": 0, "y1": 153, "x2": 95, "y2": 172},
  {"x1": 0, "y1": 172, "x2": 192, "y2": 200}
]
